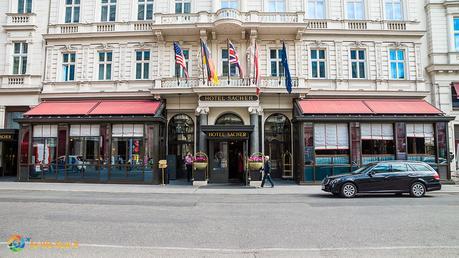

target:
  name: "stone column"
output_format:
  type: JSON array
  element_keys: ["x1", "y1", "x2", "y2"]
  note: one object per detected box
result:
[
  {"x1": 0, "y1": 106, "x2": 5, "y2": 173},
  {"x1": 196, "y1": 107, "x2": 209, "y2": 154},
  {"x1": 248, "y1": 106, "x2": 262, "y2": 155}
]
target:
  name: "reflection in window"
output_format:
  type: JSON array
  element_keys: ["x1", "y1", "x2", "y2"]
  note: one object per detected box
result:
[
  {"x1": 111, "y1": 124, "x2": 144, "y2": 167},
  {"x1": 407, "y1": 124, "x2": 435, "y2": 157},
  {"x1": 65, "y1": 0, "x2": 80, "y2": 23},
  {"x1": 63, "y1": 53, "x2": 76, "y2": 81},
  {"x1": 267, "y1": 0, "x2": 285, "y2": 12},
  {"x1": 69, "y1": 125, "x2": 100, "y2": 169},
  {"x1": 215, "y1": 113, "x2": 244, "y2": 125},
  {"x1": 361, "y1": 123, "x2": 395, "y2": 155},
  {"x1": 222, "y1": 49, "x2": 238, "y2": 77},
  {"x1": 308, "y1": 0, "x2": 325, "y2": 19},
  {"x1": 136, "y1": 50, "x2": 150, "y2": 79},
  {"x1": 101, "y1": 0, "x2": 117, "y2": 22},
  {"x1": 270, "y1": 49, "x2": 284, "y2": 77},
  {"x1": 311, "y1": 49, "x2": 326, "y2": 78},
  {"x1": 175, "y1": 0, "x2": 191, "y2": 14},
  {"x1": 138, "y1": 0, "x2": 154, "y2": 20},
  {"x1": 32, "y1": 125, "x2": 58, "y2": 176},
  {"x1": 350, "y1": 49, "x2": 365, "y2": 79},
  {"x1": 454, "y1": 18, "x2": 459, "y2": 50},
  {"x1": 98, "y1": 52, "x2": 113, "y2": 80},
  {"x1": 221, "y1": 0, "x2": 238, "y2": 9},
  {"x1": 346, "y1": 0, "x2": 364, "y2": 20},
  {"x1": 264, "y1": 114, "x2": 291, "y2": 175},
  {"x1": 385, "y1": 0, "x2": 402, "y2": 20},
  {"x1": 18, "y1": 0, "x2": 33, "y2": 14},
  {"x1": 390, "y1": 49, "x2": 405, "y2": 80},
  {"x1": 13, "y1": 42, "x2": 28, "y2": 75}
]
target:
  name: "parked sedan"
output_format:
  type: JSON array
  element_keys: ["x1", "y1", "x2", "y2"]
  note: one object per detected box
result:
[{"x1": 322, "y1": 161, "x2": 441, "y2": 198}]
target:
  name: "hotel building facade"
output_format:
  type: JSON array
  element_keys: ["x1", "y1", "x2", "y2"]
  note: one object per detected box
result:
[{"x1": 1, "y1": 0, "x2": 455, "y2": 184}]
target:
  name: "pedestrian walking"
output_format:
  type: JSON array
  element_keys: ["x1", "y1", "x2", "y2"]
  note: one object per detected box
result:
[
  {"x1": 261, "y1": 155, "x2": 274, "y2": 188},
  {"x1": 184, "y1": 152, "x2": 193, "y2": 182}
]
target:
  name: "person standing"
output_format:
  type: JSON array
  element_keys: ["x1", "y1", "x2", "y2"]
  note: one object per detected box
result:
[
  {"x1": 184, "y1": 152, "x2": 193, "y2": 182},
  {"x1": 261, "y1": 156, "x2": 274, "y2": 188}
]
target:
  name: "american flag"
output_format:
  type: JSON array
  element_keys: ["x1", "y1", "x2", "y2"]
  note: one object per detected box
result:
[
  {"x1": 253, "y1": 42, "x2": 260, "y2": 95},
  {"x1": 173, "y1": 41, "x2": 189, "y2": 79},
  {"x1": 228, "y1": 40, "x2": 243, "y2": 78}
]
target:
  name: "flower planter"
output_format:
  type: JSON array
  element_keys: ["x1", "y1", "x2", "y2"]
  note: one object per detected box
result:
[
  {"x1": 193, "y1": 162, "x2": 208, "y2": 171},
  {"x1": 192, "y1": 168, "x2": 207, "y2": 182},
  {"x1": 248, "y1": 161, "x2": 263, "y2": 171}
]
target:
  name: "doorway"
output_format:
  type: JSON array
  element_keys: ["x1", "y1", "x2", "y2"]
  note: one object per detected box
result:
[
  {"x1": 1, "y1": 140, "x2": 18, "y2": 177},
  {"x1": 228, "y1": 141, "x2": 244, "y2": 182},
  {"x1": 209, "y1": 140, "x2": 246, "y2": 184}
]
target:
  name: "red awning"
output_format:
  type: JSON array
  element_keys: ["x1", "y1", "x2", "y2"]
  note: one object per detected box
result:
[
  {"x1": 453, "y1": 82, "x2": 459, "y2": 99},
  {"x1": 25, "y1": 100, "x2": 161, "y2": 116},
  {"x1": 24, "y1": 101, "x2": 99, "y2": 116},
  {"x1": 299, "y1": 99, "x2": 443, "y2": 115},
  {"x1": 90, "y1": 100, "x2": 161, "y2": 115}
]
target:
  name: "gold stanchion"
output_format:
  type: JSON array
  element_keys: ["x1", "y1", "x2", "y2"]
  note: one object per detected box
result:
[{"x1": 158, "y1": 160, "x2": 167, "y2": 186}]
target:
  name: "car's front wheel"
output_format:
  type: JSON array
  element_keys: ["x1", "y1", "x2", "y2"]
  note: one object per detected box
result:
[
  {"x1": 340, "y1": 182, "x2": 357, "y2": 198},
  {"x1": 410, "y1": 182, "x2": 426, "y2": 198}
]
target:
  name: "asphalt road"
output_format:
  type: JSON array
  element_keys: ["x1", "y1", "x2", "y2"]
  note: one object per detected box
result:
[{"x1": 0, "y1": 189, "x2": 458, "y2": 257}]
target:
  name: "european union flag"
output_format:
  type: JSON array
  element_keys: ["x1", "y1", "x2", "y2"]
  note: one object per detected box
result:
[{"x1": 281, "y1": 42, "x2": 292, "y2": 94}]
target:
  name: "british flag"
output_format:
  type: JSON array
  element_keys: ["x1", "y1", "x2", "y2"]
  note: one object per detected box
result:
[
  {"x1": 173, "y1": 41, "x2": 189, "y2": 79},
  {"x1": 228, "y1": 40, "x2": 243, "y2": 78}
]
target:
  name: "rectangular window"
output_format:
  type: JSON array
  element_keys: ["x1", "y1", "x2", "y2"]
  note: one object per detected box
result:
[
  {"x1": 267, "y1": 0, "x2": 285, "y2": 12},
  {"x1": 101, "y1": 0, "x2": 117, "y2": 22},
  {"x1": 350, "y1": 49, "x2": 366, "y2": 79},
  {"x1": 406, "y1": 124, "x2": 435, "y2": 155},
  {"x1": 63, "y1": 53, "x2": 76, "y2": 81},
  {"x1": 346, "y1": 0, "x2": 364, "y2": 20},
  {"x1": 270, "y1": 49, "x2": 284, "y2": 77},
  {"x1": 385, "y1": 0, "x2": 402, "y2": 20},
  {"x1": 314, "y1": 123, "x2": 349, "y2": 150},
  {"x1": 32, "y1": 125, "x2": 58, "y2": 171},
  {"x1": 13, "y1": 42, "x2": 28, "y2": 75},
  {"x1": 136, "y1": 50, "x2": 150, "y2": 80},
  {"x1": 454, "y1": 18, "x2": 459, "y2": 50},
  {"x1": 452, "y1": 83, "x2": 459, "y2": 109},
  {"x1": 361, "y1": 123, "x2": 395, "y2": 155},
  {"x1": 310, "y1": 49, "x2": 326, "y2": 78},
  {"x1": 175, "y1": 49, "x2": 189, "y2": 78},
  {"x1": 5, "y1": 112, "x2": 24, "y2": 130},
  {"x1": 389, "y1": 49, "x2": 405, "y2": 80},
  {"x1": 308, "y1": 0, "x2": 325, "y2": 19},
  {"x1": 65, "y1": 0, "x2": 80, "y2": 23},
  {"x1": 98, "y1": 52, "x2": 112, "y2": 80},
  {"x1": 175, "y1": 0, "x2": 191, "y2": 14},
  {"x1": 221, "y1": 49, "x2": 238, "y2": 77},
  {"x1": 138, "y1": 0, "x2": 154, "y2": 20},
  {"x1": 18, "y1": 0, "x2": 32, "y2": 13},
  {"x1": 221, "y1": 0, "x2": 238, "y2": 9}
]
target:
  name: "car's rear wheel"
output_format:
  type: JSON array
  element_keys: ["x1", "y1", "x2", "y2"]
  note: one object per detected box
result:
[
  {"x1": 340, "y1": 182, "x2": 357, "y2": 198},
  {"x1": 410, "y1": 182, "x2": 426, "y2": 198}
]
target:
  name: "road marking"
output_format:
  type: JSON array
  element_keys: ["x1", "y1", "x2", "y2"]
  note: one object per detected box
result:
[{"x1": 1, "y1": 242, "x2": 458, "y2": 253}]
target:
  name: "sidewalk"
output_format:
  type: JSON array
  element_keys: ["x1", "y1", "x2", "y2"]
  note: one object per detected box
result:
[{"x1": 0, "y1": 181, "x2": 458, "y2": 195}]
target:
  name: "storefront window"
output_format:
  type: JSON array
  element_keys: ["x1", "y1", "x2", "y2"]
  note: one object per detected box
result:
[
  {"x1": 68, "y1": 125, "x2": 100, "y2": 179},
  {"x1": 264, "y1": 114, "x2": 291, "y2": 178},
  {"x1": 31, "y1": 125, "x2": 58, "y2": 178},
  {"x1": 168, "y1": 114, "x2": 194, "y2": 179},
  {"x1": 406, "y1": 123, "x2": 436, "y2": 163},
  {"x1": 361, "y1": 123, "x2": 395, "y2": 164},
  {"x1": 110, "y1": 124, "x2": 145, "y2": 181},
  {"x1": 20, "y1": 126, "x2": 30, "y2": 164}
]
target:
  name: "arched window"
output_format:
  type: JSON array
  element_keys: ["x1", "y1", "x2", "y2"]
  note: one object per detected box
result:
[
  {"x1": 215, "y1": 113, "x2": 244, "y2": 125},
  {"x1": 168, "y1": 114, "x2": 194, "y2": 179},
  {"x1": 264, "y1": 114, "x2": 291, "y2": 178}
]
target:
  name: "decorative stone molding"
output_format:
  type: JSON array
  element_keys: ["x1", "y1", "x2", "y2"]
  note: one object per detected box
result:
[
  {"x1": 248, "y1": 106, "x2": 263, "y2": 115},
  {"x1": 196, "y1": 106, "x2": 210, "y2": 115}
]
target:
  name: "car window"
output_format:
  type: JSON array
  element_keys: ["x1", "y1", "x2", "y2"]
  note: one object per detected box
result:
[
  {"x1": 371, "y1": 164, "x2": 391, "y2": 173},
  {"x1": 391, "y1": 163, "x2": 410, "y2": 172},
  {"x1": 410, "y1": 164, "x2": 432, "y2": 172}
]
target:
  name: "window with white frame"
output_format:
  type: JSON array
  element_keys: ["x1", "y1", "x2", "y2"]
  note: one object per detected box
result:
[
  {"x1": 63, "y1": 53, "x2": 76, "y2": 81},
  {"x1": 136, "y1": 50, "x2": 150, "y2": 80},
  {"x1": 308, "y1": 0, "x2": 325, "y2": 19},
  {"x1": 175, "y1": 49, "x2": 189, "y2": 77},
  {"x1": 112, "y1": 124, "x2": 144, "y2": 137},
  {"x1": 18, "y1": 0, "x2": 32, "y2": 14},
  {"x1": 270, "y1": 49, "x2": 284, "y2": 77},
  {"x1": 65, "y1": 0, "x2": 80, "y2": 23},
  {"x1": 314, "y1": 123, "x2": 349, "y2": 150},
  {"x1": 175, "y1": 0, "x2": 191, "y2": 14},
  {"x1": 221, "y1": 49, "x2": 238, "y2": 77},
  {"x1": 350, "y1": 49, "x2": 365, "y2": 79},
  {"x1": 310, "y1": 49, "x2": 326, "y2": 78},
  {"x1": 13, "y1": 42, "x2": 28, "y2": 75},
  {"x1": 361, "y1": 123, "x2": 395, "y2": 155},
  {"x1": 454, "y1": 18, "x2": 459, "y2": 51},
  {"x1": 406, "y1": 124, "x2": 435, "y2": 156},
  {"x1": 389, "y1": 49, "x2": 405, "y2": 80},
  {"x1": 101, "y1": 0, "x2": 116, "y2": 22},
  {"x1": 138, "y1": 0, "x2": 154, "y2": 20},
  {"x1": 385, "y1": 0, "x2": 402, "y2": 20},
  {"x1": 98, "y1": 52, "x2": 112, "y2": 80},
  {"x1": 346, "y1": 0, "x2": 364, "y2": 20},
  {"x1": 267, "y1": 0, "x2": 286, "y2": 12},
  {"x1": 221, "y1": 0, "x2": 238, "y2": 9}
]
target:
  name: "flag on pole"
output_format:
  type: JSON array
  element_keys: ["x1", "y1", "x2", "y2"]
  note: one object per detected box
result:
[
  {"x1": 253, "y1": 42, "x2": 260, "y2": 95},
  {"x1": 228, "y1": 40, "x2": 243, "y2": 78},
  {"x1": 173, "y1": 42, "x2": 189, "y2": 79},
  {"x1": 280, "y1": 42, "x2": 293, "y2": 94},
  {"x1": 200, "y1": 39, "x2": 219, "y2": 85}
]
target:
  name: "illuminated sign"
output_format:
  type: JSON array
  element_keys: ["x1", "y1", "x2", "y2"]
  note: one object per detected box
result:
[
  {"x1": 199, "y1": 95, "x2": 258, "y2": 102},
  {"x1": 206, "y1": 131, "x2": 249, "y2": 138}
]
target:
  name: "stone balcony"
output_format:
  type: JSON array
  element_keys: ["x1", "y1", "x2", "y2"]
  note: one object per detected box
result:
[
  {"x1": 46, "y1": 9, "x2": 419, "y2": 36},
  {"x1": 0, "y1": 75, "x2": 42, "y2": 90},
  {"x1": 3, "y1": 13, "x2": 37, "y2": 31}
]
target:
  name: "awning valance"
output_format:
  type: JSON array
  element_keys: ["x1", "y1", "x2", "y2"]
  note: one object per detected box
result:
[
  {"x1": 298, "y1": 99, "x2": 443, "y2": 115},
  {"x1": 25, "y1": 100, "x2": 161, "y2": 117}
]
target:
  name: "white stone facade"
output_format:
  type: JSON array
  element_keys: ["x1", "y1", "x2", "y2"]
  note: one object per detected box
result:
[{"x1": 425, "y1": 0, "x2": 459, "y2": 170}]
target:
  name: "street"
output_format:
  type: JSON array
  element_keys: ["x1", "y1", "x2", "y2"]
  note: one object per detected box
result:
[{"x1": 0, "y1": 185, "x2": 459, "y2": 257}]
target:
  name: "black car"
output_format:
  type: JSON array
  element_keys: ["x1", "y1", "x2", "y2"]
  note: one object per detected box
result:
[{"x1": 322, "y1": 161, "x2": 441, "y2": 198}]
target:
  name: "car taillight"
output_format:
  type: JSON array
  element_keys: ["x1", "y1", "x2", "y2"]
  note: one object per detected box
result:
[{"x1": 433, "y1": 172, "x2": 440, "y2": 180}]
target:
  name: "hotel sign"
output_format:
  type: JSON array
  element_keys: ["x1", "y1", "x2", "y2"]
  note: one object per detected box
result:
[
  {"x1": 199, "y1": 95, "x2": 258, "y2": 102},
  {"x1": 0, "y1": 134, "x2": 14, "y2": 141},
  {"x1": 206, "y1": 131, "x2": 249, "y2": 139}
]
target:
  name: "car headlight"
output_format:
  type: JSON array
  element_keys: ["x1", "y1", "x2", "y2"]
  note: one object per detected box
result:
[{"x1": 330, "y1": 178, "x2": 341, "y2": 185}]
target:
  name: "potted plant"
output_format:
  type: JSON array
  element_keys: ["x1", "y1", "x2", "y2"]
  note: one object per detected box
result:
[
  {"x1": 192, "y1": 152, "x2": 208, "y2": 183},
  {"x1": 248, "y1": 152, "x2": 264, "y2": 171}
]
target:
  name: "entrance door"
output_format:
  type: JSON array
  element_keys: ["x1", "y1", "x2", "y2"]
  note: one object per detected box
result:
[
  {"x1": 267, "y1": 139, "x2": 284, "y2": 178},
  {"x1": 1, "y1": 141, "x2": 18, "y2": 177},
  {"x1": 209, "y1": 141, "x2": 245, "y2": 184},
  {"x1": 228, "y1": 141, "x2": 244, "y2": 183}
]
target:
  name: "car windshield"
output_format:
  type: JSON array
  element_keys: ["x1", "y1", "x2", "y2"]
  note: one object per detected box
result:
[{"x1": 351, "y1": 164, "x2": 375, "y2": 174}]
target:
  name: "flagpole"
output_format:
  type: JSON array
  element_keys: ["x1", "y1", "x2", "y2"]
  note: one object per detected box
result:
[
  {"x1": 173, "y1": 42, "x2": 180, "y2": 87},
  {"x1": 200, "y1": 39, "x2": 205, "y2": 85},
  {"x1": 227, "y1": 39, "x2": 230, "y2": 86},
  {"x1": 252, "y1": 42, "x2": 256, "y2": 85}
]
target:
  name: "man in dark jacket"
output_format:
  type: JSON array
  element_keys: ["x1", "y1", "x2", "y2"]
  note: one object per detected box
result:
[{"x1": 261, "y1": 156, "x2": 274, "y2": 188}]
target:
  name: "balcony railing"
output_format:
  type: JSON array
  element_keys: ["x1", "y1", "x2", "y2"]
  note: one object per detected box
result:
[
  {"x1": 5, "y1": 13, "x2": 35, "y2": 28},
  {"x1": 159, "y1": 77, "x2": 299, "y2": 88},
  {"x1": 0, "y1": 75, "x2": 41, "y2": 89}
]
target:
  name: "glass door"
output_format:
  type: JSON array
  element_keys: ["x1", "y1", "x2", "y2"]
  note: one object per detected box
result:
[{"x1": 210, "y1": 141, "x2": 228, "y2": 183}]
